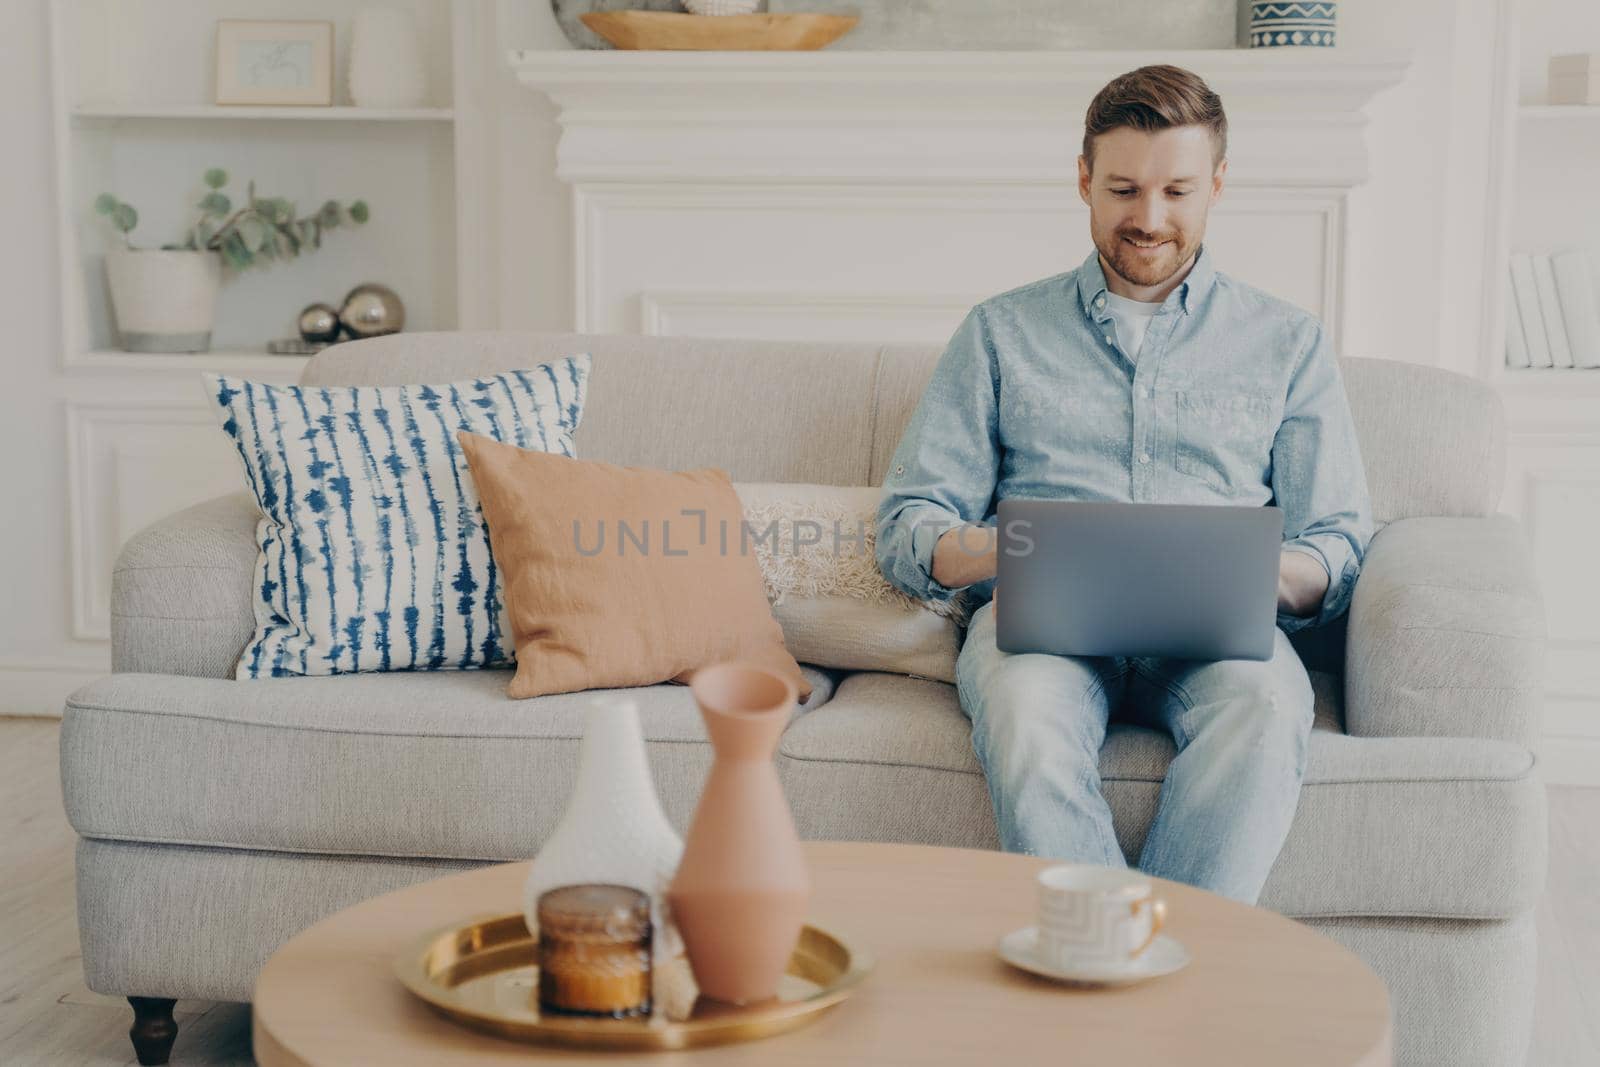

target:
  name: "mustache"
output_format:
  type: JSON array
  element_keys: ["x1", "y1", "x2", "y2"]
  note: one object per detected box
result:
[{"x1": 1117, "y1": 230, "x2": 1177, "y2": 244}]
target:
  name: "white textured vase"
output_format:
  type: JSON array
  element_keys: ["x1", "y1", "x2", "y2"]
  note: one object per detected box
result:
[
  {"x1": 348, "y1": 7, "x2": 426, "y2": 108},
  {"x1": 104, "y1": 248, "x2": 220, "y2": 353},
  {"x1": 522, "y1": 696, "x2": 685, "y2": 960}
]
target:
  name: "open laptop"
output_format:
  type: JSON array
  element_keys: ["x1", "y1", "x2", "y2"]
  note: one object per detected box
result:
[{"x1": 994, "y1": 500, "x2": 1284, "y2": 662}]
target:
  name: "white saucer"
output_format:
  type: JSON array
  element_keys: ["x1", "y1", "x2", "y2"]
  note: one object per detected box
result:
[{"x1": 996, "y1": 926, "x2": 1191, "y2": 987}]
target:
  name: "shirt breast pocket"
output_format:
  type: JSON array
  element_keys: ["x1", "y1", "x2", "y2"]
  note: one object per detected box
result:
[{"x1": 1174, "y1": 391, "x2": 1275, "y2": 494}]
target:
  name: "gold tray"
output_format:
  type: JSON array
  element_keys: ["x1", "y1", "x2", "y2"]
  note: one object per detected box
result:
[
  {"x1": 580, "y1": 11, "x2": 859, "y2": 51},
  {"x1": 394, "y1": 913, "x2": 873, "y2": 1051}
]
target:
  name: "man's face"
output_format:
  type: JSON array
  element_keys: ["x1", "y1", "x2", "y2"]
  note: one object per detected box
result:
[{"x1": 1077, "y1": 125, "x2": 1226, "y2": 290}]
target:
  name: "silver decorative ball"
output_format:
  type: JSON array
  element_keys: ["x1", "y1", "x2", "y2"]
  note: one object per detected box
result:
[
  {"x1": 297, "y1": 302, "x2": 341, "y2": 344},
  {"x1": 338, "y1": 284, "x2": 405, "y2": 339}
]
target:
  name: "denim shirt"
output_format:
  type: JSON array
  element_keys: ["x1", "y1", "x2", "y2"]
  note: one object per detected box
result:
[{"x1": 874, "y1": 244, "x2": 1374, "y2": 634}]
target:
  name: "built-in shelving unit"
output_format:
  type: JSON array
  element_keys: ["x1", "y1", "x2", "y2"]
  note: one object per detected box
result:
[
  {"x1": 50, "y1": 0, "x2": 482, "y2": 371},
  {"x1": 72, "y1": 104, "x2": 457, "y2": 124},
  {"x1": 1498, "y1": 366, "x2": 1600, "y2": 388},
  {"x1": 1518, "y1": 103, "x2": 1600, "y2": 120},
  {"x1": 1494, "y1": 0, "x2": 1600, "y2": 786},
  {"x1": 44, "y1": 0, "x2": 496, "y2": 664},
  {"x1": 1498, "y1": 5, "x2": 1600, "y2": 387},
  {"x1": 72, "y1": 348, "x2": 311, "y2": 375}
]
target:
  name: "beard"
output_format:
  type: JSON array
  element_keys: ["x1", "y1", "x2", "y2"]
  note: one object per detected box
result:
[{"x1": 1098, "y1": 228, "x2": 1193, "y2": 288}]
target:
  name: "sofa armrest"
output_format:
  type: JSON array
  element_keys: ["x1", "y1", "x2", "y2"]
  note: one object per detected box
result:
[
  {"x1": 1345, "y1": 516, "x2": 1546, "y2": 748},
  {"x1": 111, "y1": 492, "x2": 260, "y2": 679}
]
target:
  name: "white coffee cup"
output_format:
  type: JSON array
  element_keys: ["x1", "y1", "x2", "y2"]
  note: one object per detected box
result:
[{"x1": 1036, "y1": 864, "x2": 1167, "y2": 968}]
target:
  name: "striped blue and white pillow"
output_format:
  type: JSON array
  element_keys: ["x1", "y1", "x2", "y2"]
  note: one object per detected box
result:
[{"x1": 205, "y1": 357, "x2": 590, "y2": 679}]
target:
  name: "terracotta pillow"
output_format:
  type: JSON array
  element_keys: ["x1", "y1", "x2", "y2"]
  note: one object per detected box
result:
[{"x1": 458, "y1": 432, "x2": 810, "y2": 700}]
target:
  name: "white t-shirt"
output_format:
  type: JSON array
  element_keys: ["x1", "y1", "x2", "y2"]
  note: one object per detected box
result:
[{"x1": 1104, "y1": 291, "x2": 1163, "y2": 363}]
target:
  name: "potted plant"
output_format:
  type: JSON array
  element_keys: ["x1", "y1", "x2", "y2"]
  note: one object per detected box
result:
[{"x1": 95, "y1": 168, "x2": 369, "y2": 353}]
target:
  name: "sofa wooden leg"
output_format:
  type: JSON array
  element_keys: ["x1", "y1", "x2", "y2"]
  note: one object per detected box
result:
[{"x1": 128, "y1": 996, "x2": 178, "y2": 1065}]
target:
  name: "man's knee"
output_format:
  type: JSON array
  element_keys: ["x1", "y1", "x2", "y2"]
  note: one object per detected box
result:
[
  {"x1": 968, "y1": 657, "x2": 1107, "y2": 756},
  {"x1": 1179, "y1": 663, "x2": 1314, "y2": 749}
]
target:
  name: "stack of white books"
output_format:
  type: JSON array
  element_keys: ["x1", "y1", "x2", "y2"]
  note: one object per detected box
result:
[{"x1": 1507, "y1": 250, "x2": 1600, "y2": 370}]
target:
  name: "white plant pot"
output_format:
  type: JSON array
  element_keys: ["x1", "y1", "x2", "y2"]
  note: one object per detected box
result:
[
  {"x1": 104, "y1": 248, "x2": 221, "y2": 353},
  {"x1": 348, "y1": 7, "x2": 427, "y2": 109}
]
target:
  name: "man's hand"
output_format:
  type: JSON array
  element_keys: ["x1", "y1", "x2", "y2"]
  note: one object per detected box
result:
[
  {"x1": 931, "y1": 523, "x2": 998, "y2": 591},
  {"x1": 1277, "y1": 549, "x2": 1330, "y2": 619}
]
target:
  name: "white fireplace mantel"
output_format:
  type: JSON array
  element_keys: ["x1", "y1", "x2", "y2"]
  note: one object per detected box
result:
[
  {"x1": 508, "y1": 48, "x2": 1411, "y2": 345},
  {"x1": 511, "y1": 49, "x2": 1412, "y2": 186}
]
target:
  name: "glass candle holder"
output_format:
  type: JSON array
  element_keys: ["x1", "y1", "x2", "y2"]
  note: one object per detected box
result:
[{"x1": 536, "y1": 884, "x2": 653, "y2": 1018}]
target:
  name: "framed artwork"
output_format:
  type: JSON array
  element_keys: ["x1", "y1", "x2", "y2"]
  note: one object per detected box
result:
[{"x1": 214, "y1": 20, "x2": 335, "y2": 106}]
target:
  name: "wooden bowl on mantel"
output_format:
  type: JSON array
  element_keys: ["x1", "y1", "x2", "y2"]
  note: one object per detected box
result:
[{"x1": 579, "y1": 11, "x2": 859, "y2": 51}]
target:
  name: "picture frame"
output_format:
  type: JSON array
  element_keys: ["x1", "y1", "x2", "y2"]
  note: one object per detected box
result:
[{"x1": 214, "y1": 20, "x2": 335, "y2": 107}]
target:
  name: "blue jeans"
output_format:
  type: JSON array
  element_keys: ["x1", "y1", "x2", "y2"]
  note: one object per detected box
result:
[{"x1": 955, "y1": 601, "x2": 1315, "y2": 905}]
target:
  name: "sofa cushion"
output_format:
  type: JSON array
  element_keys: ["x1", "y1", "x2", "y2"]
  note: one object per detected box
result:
[
  {"x1": 61, "y1": 665, "x2": 1543, "y2": 922},
  {"x1": 62, "y1": 666, "x2": 837, "y2": 865},
  {"x1": 204, "y1": 361, "x2": 590, "y2": 678},
  {"x1": 458, "y1": 432, "x2": 808, "y2": 700},
  {"x1": 734, "y1": 482, "x2": 964, "y2": 682},
  {"x1": 777, "y1": 672, "x2": 1545, "y2": 921}
]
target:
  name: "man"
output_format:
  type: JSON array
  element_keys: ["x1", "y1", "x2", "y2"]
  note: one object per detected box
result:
[{"x1": 874, "y1": 65, "x2": 1373, "y2": 905}]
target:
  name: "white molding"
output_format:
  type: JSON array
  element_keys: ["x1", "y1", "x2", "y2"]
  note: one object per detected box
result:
[
  {"x1": 525, "y1": 48, "x2": 1381, "y2": 340},
  {"x1": 640, "y1": 289, "x2": 984, "y2": 340},
  {"x1": 1541, "y1": 740, "x2": 1600, "y2": 788},
  {"x1": 48, "y1": 0, "x2": 86, "y2": 369},
  {"x1": 71, "y1": 105, "x2": 455, "y2": 123},
  {"x1": 1517, "y1": 468, "x2": 1600, "y2": 587},
  {"x1": 511, "y1": 47, "x2": 1411, "y2": 112},
  {"x1": 1473, "y1": 0, "x2": 1521, "y2": 383},
  {"x1": 1506, "y1": 452, "x2": 1600, "y2": 785},
  {"x1": 69, "y1": 349, "x2": 311, "y2": 376},
  {"x1": 1505, "y1": 429, "x2": 1600, "y2": 450},
  {"x1": 1540, "y1": 694, "x2": 1600, "y2": 788},
  {"x1": 451, "y1": 0, "x2": 497, "y2": 330},
  {"x1": 1321, "y1": 193, "x2": 1349, "y2": 353},
  {"x1": 1519, "y1": 104, "x2": 1600, "y2": 121},
  {"x1": 1548, "y1": 645, "x2": 1600, "y2": 702},
  {"x1": 65, "y1": 400, "x2": 232, "y2": 641},
  {"x1": 513, "y1": 48, "x2": 1410, "y2": 187},
  {"x1": 0, "y1": 657, "x2": 109, "y2": 717},
  {"x1": 574, "y1": 182, "x2": 1346, "y2": 338},
  {"x1": 0, "y1": 670, "x2": 103, "y2": 717},
  {"x1": 573, "y1": 182, "x2": 597, "y2": 337}
]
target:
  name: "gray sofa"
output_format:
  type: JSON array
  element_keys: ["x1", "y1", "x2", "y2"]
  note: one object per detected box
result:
[{"x1": 61, "y1": 331, "x2": 1548, "y2": 1066}]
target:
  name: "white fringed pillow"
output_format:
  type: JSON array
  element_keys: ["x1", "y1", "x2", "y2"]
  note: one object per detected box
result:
[{"x1": 732, "y1": 483, "x2": 965, "y2": 684}]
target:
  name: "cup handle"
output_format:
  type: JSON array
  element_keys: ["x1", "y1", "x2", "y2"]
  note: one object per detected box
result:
[{"x1": 1129, "y1": 896, "x2": 1167, "y2": 958}]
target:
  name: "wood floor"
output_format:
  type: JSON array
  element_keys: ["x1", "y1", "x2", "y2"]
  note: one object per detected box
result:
[{"x1": 2, "y1": 716, "x2": 1595, "y2": 1065}]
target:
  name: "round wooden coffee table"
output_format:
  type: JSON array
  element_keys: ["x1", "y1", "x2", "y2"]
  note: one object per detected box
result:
[{"x1": 254, "y1": 841, "x2": 1391, "y2": 1066}]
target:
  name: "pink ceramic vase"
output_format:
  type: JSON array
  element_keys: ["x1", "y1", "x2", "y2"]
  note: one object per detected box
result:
[{"x1": 667, "y1": 661, "x2": 811, "y2": 1005}]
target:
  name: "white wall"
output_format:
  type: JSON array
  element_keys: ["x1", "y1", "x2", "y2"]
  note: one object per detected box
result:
[
  {"x1": 0, "y1": 0, "x2": 1522, "y2": 711},
  {"x1": 0, "y1": 0, "x2": 105, "y2": 707},
  {"x1": 1341, "y1": 2, "x2": 1460, "y2": 369},
  {"x1": 488, "y1": 0, "x2": 574, "y2": 331}
]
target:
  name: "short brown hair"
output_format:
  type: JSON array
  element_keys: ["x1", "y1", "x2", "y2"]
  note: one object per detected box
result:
[{"x1": 1082, "y1": 65, "x2": 1227, "y2": 173}]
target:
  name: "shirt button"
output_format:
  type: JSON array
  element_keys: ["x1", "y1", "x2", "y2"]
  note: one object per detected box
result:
[
  {"x1": 895, "y1": 465, "x2": 904, "y2": 475},
  {"x1": 1104, "y1": 335, "x2": 1114, "y2": 345},
  {"x1": 1095, "y1": 296, "x2": 1106, "y2": 308},
  {"x1": 1138, "y1": 453, "x2": 1151, "y2": 464}
]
